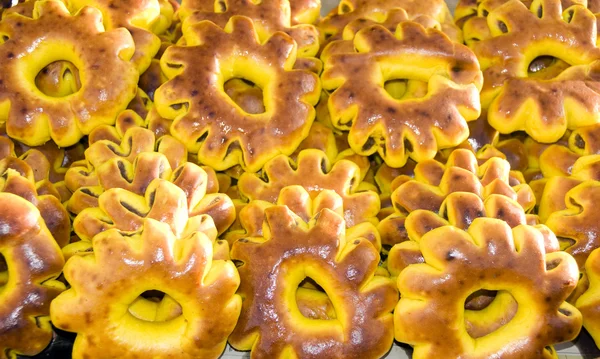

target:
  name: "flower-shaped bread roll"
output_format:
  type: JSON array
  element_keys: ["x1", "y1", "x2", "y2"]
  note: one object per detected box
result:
[
  {"x1": 321, "y1": 22, "x2": 482, "y2": 168},
  {"x1": 64, "y1": 0, "x2": 163, "y2": 72},
  {"x1": 0, "y1": 0, "x2": 139, "y2": 146},
  {"x1": 64, "y1": 125, "x2": 188, "y2": 197},
  {"x1": 73, "y1": 178, "x2": 234, "y2": 245},
  {"x1": 0, "y1": 157, "x2": 70, "y2": 247},
  {"x1": 576, "y1": 247, "x2": 600, "y2": 348},
  {"x1": 67, "y1": 152, "x2": 234, "y2": 234},
  {"x1": 225, "y1": 185, "x2": 381, "y2": 251},
  {"x1": 378, "y1": 149, "x2": 535, "y2": 246},
  {"x1": 395, "y1": 217, "x2": 581, "y2": 358},
  {"x1": 155, "y1": 16, "x2": 320, "y2": 172},
  {"x1": 318, "y1": 0, "x2": 460, "y2": 44},
  {"x1": 471, "y1": 0, "x2": 600, "y2": 143},
  {"x1": 0, "y1": 193, "x2": 65, "y2": 359},
  {"x1": 229, "y1": 205, "x2": 397, "y2": 358},
  {"x1": 51, "y1": 218, "x2": 241, "y2": 359},
  {"x1": 386, "y1": 193, "x2": 548, "y2": 277},
  {"x1": 181, "y1": 0, "x2": 320, "y2": 57},
  {"x1": 545, "y1": 180, "x2": 600, "y2": 269},
  {"x1": 238, "y1": 149, "x2": 380, "y2": 227}
]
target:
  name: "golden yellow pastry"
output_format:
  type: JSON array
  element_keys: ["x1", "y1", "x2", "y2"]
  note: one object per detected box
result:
[
  {"x1": 395, "y1": 216, "x2": 581, "y2": 358},
  {"x1": 226, "y1": 185, "x2": 380, "y2": 249},
  {"x1": 0, "y1": 157, "x2": 70, "y2": 247},
  {"x1": 155, "y1": 16, "x2": 320, "y2": 172},
  {"x1": 61, "y1": 0, "x2": 164, "y2": 72},
  {"x1": 64, "y1": 124, "x2": 188, "y2": 198},
  {"x1": 0, "y1": 0, "x2": 139, "y2": 146},
  {"x1": 290, "y1": 0, "x2": 320, "y2": 25},
  {"x1": 386, "y1": 193, "x2": 544, "y2": 277},
  {"x1": 378, "y1": 149, "x2": 535, "y2": 246},
  {"x1": 538, "y1": 154, "x2": 600, "y2": 221},
  {"x1": 545, "y1": 180, "x2": 600, "y2": 267},
  {"x1": 0, "y1": 193, "x2": 65, "y2": 359},
  {"x1": 67, "y1": 151, "x2": 234, "y2": 233},
  {"x1": 576, "y1": 247, "x2": 600, "y2": 348},
  {"x1": 50, "y1": 218, "x2": 241, "y2": 359},
  {"x1": 456, "y1": 0, "x2": 590, "y2": 44},
  {"x1": 0, "y1": 126, "x2": 84, "y2": 201},
  {"x1": 471, "y1": 0, "x2": 600, "y2": 143},
  {"x1": 73, "y1": 175, "x2": 234, "y2": 245},
  {"x1": 292, "y1": 121, "x2": 339, "y2": 163},
  {"x1": 229, "y1": 205, "x2": 397, "y2": 358},
  {"x1": 238, "y1": 149, "x2": 380, "y2": 227},
  {"x1": 179, "y1": 0, "x2": 319, "y2": 56},
  {"x1": 321, "y1": 22, "x2": 482, "y2": 168},
  {"x1": 318, "y1": 0, "x2": 461, "y2": 44}
]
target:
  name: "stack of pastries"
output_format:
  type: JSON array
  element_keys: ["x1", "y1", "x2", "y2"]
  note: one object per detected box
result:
[{"x1": 2, "y1": 0, "x2": 600, "y2": 358}]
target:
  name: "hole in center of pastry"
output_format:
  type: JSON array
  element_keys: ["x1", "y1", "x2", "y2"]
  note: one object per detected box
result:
[
  {"x1": 35, "y1": 61, "x2": 82, "y2": 98},
  {"x1": 128, "y1": 290, "x2": 183, "y2": 322},
  {"x1": 296, "y1": 277, "x2": 337, "y2": 320},
  {"x1": 0, "y1": 253, "x2": 7, "y2": 291},
  {"x1": 527, "y1": 56, "x2": 570, "y2": 80},
  {"x1": 464, "y1": 289, "x2": 518, "y2": 339},
  {"x1": 384, "y1": 79, "x2": 428, "y2": 100},
  {"x1": 224, "y1": 78, "x2": 265, "y2": 114}
]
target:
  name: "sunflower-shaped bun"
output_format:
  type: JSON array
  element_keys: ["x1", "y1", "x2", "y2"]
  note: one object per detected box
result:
[
  {"x1": 73, "y1": 178, "x2": 234, "y2": 244},
  {"x1": 50, "y1": 218, "x2": 241, "y2": 359},
  {"x1": 472, "y1": 0, "x2": 600, "y2": 143},
  {"x1": 67, "y1": 152, "x2": 235, "y2": 234},
  {"x1": 155, "y1": 16, "x2": 320, "y2": 172},
  {"x1": 0, "y1": 0, "x2": 139, "y2": 146},
  {"x1": 321, "y1": 22, "x2": 482, "y2": 168},
  {"x1": 229, "y1": 205, "x2": 397, "y2": 358},
  {"x1": 395, "y1": 217, "x2": 581, "y2": 358},
  {"x1": 0, "y1": 157, "x2": 70, "y2": 247},
  {"x1": 378, "y1": 149, "x2": 535, "y2": 246},
  {"x1": 181, "y1": 0, "x2": 320, "y2": 57},
  {"x1": 576, "y1": 247, "x2": 600, "y2": 348},
  {"x1": 318, "y1": 0, "x2": 460, "y2": 44},
  {"x1": 0, "y1": 193, "x2": 65, "y2": 359},
  {"x1": 238, "y1": 149, "x2": 380, "y2": 227}
]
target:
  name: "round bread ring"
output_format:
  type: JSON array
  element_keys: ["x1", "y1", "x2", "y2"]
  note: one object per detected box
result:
[
  {"x1": 378, "y1": 149, "x2": 535, "y2": 246},
  {"x1": 50, "y1": 218, "x2": 241, "y2": 359},
  {"x1": 321, "y1": 22, "x2": 482, "y2": 168},
  {"x1": 155, "y1": 16, "x2": 320, "y2": 172},
  {"x1": 0, "y1": 158, "x2": 70, "y2": 247},
  {"x1": 229, "y1": 205, "x2": 397, "y2": 358},
  {"x1": 0, "y1": 192, "x2": 65, "y2": 359},
  {"x1": 238, "y1": 149, "x2": 380, "y2": 228},
  {"x1": 395, "y1": 217, "x2": 581, "y2": 358},
  {"x1": 576, "y1": 247, "x2": 600, "y2": 348},
  {"x1": 472, "y1": 0, "x2": 600, "y2": 143},
  {"x1": 0, "y1": 0, "x2": 139, "y2": 147},
  {"x1": 181, "y1": 0, "x2": 320, "y2": 57},
  {"x1": 318, "y1": 0, "x2": 461, "y2": 44}
]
